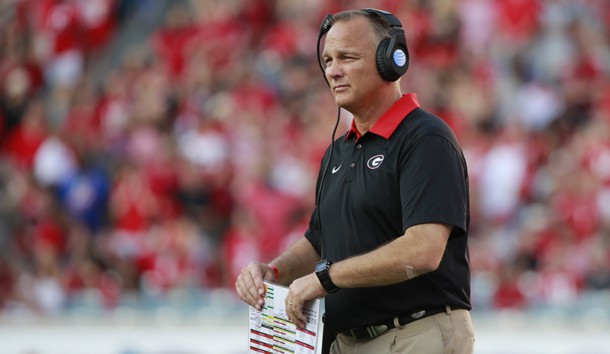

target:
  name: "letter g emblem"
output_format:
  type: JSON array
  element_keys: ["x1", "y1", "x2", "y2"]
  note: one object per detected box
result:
[{"x1": 367, "y1": 155, "x2": 385, "y2": 169}]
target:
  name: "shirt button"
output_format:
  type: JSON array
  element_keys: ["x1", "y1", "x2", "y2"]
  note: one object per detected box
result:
[
  {"x1": 350, "y1": 163, "x2": 355, "y2": 168},
  {"x1": 356, "y1": 144, "x2": 362, "y2": 150}
]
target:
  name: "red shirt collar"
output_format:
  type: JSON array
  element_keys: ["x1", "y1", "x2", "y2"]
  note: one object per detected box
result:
[{"x1": 346, "y1": 93, "x2": 420, "y2": 140}]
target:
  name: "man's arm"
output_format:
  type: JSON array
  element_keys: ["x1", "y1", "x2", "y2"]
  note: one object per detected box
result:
[
  {"x1": 283, "y1": 223, "x2": 451, "y2": 327},
  {"x1": 328, "y1": 223, "x2": 451, "y2": 287},
  {"x1": 269, "y1": 237, "x2": 321, "y2": 285},
  {"x1": 235, "y1": 237, "x2": 320, "y2": 311}
]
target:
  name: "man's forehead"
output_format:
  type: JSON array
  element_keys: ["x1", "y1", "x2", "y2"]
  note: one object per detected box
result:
[
  {"x1": 327, "y1": 17, "x2": 372, "y2": 38},
  {"x1": 323, "y1": 18, "x2": 375, "y2": 52}
]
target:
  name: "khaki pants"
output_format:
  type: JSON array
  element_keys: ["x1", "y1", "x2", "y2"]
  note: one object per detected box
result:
[{"x1": 330, "y1": 308, "x2": 475, "y2": 354}]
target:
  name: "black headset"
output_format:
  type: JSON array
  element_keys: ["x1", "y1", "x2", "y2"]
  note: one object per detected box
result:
[{"x1": 317, "y1": 8, "x2": 409, "y2": 82}]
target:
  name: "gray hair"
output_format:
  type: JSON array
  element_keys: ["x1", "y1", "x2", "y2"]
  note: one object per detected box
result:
[{"x1": 332, "y1": 10, "x2": 392, "y2": 46}]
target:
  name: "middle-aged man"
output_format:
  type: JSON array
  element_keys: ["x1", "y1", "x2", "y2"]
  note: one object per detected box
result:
[{"x1": 235, "y1": 8, "x2": 475, "y2": 354}]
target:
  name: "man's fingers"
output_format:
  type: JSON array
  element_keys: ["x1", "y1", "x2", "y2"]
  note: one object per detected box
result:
[
  {"x1": 236, "y1": 263, "x2": 267, "y2": 310},
  {"x1": 252, "y1": 267, "x2": 266, "y2": 296},
  {"x1": 293, "y1": 306, "x2": 307, "y2": 328},
  {"x1": 285, "y1": 299, "x2": 307, "y2": 328},
  {"x1": 235, "y1": 278, "x2": 254, "y2": 308}
]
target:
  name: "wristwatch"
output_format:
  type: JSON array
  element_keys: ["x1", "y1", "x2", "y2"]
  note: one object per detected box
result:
[{"x1": 315, "y1": 259, "x2": 339, "y2": 293}]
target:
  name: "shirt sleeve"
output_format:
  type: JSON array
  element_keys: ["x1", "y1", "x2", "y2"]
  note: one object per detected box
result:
[
  {"x1": 304, "y1": 144, "x2": 332, "y2": 255},
  {"x1": 399, "y1": 134, "x2": 469, "y2": 236},
  {"x1": 304, "y1": 206, "x2": 322, "y2": 254}
]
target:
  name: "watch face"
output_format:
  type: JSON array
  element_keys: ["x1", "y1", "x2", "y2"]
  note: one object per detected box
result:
[{"x1": 316, "y1": 260, "x2": 327, "y2": 272}]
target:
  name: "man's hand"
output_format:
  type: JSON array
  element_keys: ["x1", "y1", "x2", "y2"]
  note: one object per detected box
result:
[
  {"x1": 235, "y1": 261, "x2": 277, "y2": 311},
  {"x1": 284, "y1": 273, "x2": 327, "y2": 328}
]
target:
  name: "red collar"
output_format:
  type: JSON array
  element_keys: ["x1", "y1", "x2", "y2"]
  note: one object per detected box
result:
[{"x1": 346, "y1": 93, "x2": 420, "y2": 140}]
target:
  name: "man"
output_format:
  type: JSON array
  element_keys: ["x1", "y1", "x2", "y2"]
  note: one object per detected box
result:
[{"x1": 235, "y1": 9, "x2": 475, "y2": 354}]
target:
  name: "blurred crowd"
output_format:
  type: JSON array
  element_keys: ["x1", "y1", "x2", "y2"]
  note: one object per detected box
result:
[{"x1": 1, "y1": 0, "x2": 609, "y2": 316}]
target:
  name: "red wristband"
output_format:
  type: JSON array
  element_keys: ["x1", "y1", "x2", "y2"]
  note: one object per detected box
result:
[{"x1": 268, "y1": 264, "x2": 280, "y2": 281}]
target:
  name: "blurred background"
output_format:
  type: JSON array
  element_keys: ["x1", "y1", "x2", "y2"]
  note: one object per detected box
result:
[{"x1": 1, "y1": 0, "x2": 610, "y2": 353}]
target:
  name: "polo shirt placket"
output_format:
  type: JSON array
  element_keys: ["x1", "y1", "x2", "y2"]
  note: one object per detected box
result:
[{"x1": 345, "y1": 141, "x2": 364, "y2": 183}]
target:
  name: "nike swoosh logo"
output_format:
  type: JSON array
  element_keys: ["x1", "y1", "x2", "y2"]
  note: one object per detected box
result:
[{"x1": 332, "y1": 165, "x2": 342, "y2": 174}]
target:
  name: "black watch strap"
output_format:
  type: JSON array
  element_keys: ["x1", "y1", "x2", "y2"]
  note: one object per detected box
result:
[{"x1": 315, "y1": 259, "x2": 339, "y2": 293}]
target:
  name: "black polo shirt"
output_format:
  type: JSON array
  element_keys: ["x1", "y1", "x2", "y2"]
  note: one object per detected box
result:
[{"x1": 305, "y1": 93, "x2": 471, "y2": 333}]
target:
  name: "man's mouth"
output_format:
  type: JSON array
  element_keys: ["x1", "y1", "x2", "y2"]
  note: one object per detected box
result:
[{"x1": 333, "y1": 84, "x2": 349, "y2": 92}]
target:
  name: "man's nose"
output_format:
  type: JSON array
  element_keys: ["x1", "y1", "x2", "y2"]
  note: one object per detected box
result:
[{"x1": 325, "y1": 61, "x2": 343, "y2": 79}]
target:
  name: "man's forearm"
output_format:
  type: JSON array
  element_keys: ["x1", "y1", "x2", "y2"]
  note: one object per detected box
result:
[
  {"x1": 269, "y1": 237, "x2": 320, "y2": 286},
  {"x1": 329, "y1": 223, "x2": 452, "y2": 288}
]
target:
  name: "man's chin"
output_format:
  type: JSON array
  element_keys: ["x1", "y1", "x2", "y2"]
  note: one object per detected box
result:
[{"x1": 333, "y1": 97, "x2": 353, "y2": 110}]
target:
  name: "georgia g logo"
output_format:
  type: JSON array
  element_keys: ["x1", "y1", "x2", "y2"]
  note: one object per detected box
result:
[{"x1": 367, "y1": 154, "x2": 385, "y2": 169}]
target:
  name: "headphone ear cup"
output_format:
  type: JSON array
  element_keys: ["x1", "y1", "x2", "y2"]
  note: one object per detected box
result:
[{"x1": 376, "y1": 38, "x2": 400, "y2": 82}]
